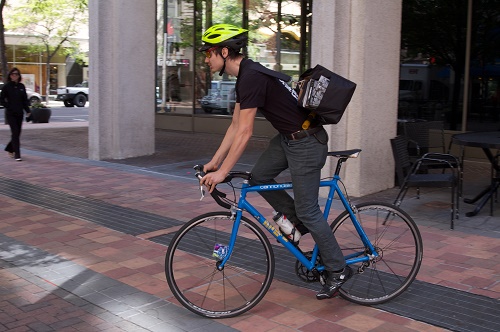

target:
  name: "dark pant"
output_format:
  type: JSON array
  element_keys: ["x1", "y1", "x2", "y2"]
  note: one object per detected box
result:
[
  {"x1": 5, "y1": 113, "x2": 24, "y2": 159},
  {"x1": 249, "y1": 129, "x2": 346, "y2": 272}
]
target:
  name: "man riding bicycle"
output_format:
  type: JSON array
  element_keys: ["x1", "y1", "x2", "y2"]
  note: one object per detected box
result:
[{"x1": 198, "y1": 23, "x2": 352, "y2": 299}]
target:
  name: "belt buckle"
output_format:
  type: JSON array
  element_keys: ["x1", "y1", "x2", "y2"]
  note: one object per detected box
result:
[{"x1": 290, "y1": 130, "x2": 302, "y2": 140}]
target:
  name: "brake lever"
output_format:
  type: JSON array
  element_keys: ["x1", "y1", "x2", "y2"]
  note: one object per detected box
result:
[
  {"x1": 199, "y1": 185, "x2": 205, "y2": 201},
  {"x1": 193, "y1": 164, "x2": 206, "y2": 201}
]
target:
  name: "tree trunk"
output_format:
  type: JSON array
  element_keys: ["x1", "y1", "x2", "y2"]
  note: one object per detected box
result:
[
  {"x1": 0, "y1": 0, "x2": 8, "y2": 82},
  {"x1": 45, "y1": 45, "x2": 51, "y2": 105}
]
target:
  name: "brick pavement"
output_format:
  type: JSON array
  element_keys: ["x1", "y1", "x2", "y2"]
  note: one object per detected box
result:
[{"x1": 0, "y1": 123, "x2": 499, "y2": 331}]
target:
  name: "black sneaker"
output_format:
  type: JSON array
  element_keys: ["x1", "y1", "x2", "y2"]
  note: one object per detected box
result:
[{"x1": 316, "y1": 266, "x2": 353, "y2": 300}]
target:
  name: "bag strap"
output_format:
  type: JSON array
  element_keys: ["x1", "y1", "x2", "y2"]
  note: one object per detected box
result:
[{"x1": 247, "y1": 60, "x2": 291, "y2": 82}]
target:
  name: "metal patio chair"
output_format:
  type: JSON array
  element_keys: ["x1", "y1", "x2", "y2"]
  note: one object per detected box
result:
[{"x1": 391, "y1": 135, "x2": 461, "y2": 229}]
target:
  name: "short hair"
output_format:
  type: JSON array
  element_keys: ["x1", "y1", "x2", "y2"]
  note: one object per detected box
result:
[
  {"x1": 7, "y1": 67, "x2": 22, "y2": 82},
  {"x1": 214, "y1": 46, "x2": 242, "y2": 60}
]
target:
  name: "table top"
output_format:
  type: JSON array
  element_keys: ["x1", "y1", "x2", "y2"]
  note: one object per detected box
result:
[{"x1": 452, "y1": 131, "x2": 500, "y2": 149}]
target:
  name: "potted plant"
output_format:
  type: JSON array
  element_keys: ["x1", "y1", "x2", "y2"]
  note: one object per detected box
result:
[{"x1": 29, "y1": 102, "x2": 51, "y2": 123}]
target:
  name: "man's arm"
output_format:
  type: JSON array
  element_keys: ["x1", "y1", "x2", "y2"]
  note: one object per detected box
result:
[
  {"x1": 201, "y1": 105, "x2": 257, "y2": 192},
  {"x1": 204, "y1": 103, "x2": 241, "y2": 172}
]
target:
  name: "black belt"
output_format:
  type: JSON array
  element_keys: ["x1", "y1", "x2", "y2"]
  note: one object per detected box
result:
[{"x1": 286, "y1": 126, "x2": 323, "y2": 140}]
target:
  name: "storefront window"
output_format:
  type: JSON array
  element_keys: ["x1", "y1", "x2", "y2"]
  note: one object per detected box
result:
[{"x1": 3, "y1": 44, "x2": 68, "y2": 95}]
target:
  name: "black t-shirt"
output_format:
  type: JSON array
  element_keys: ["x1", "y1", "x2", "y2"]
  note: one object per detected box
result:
[{"x1": 236, "y1": 58, "x2": 308, "y2": 134}]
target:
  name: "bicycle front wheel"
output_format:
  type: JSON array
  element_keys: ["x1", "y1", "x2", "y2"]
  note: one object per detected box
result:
[
  {"x1": 165, "y1": 212, "x2": 275, "y2": 318},
  {"x1": 331, "y1": 202, "x2": 423, "y2": 305}
]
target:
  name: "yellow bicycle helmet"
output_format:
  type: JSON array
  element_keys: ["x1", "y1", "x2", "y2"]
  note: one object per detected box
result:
[{"x1": 200, "y1": 24, "x2": 248, "y2": 52}]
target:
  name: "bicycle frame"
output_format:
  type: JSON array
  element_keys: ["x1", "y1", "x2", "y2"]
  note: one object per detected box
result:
[{"x1": 217, "y1": 174, "x2": 379, "y2": 272}]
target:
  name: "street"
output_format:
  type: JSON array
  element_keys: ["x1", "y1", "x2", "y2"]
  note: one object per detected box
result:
[{"x1": 0, "y1": 101, "x2": 89, "y2": 123}]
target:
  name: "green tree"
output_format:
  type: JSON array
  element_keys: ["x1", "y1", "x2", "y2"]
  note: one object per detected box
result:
[{"x1": 6, "y1": 0, "x2": 88, "y2": 103}]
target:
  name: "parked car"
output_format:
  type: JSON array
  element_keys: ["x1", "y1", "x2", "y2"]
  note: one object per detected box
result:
[
  {"x1": 26, "y1": 88, "x2": 42, "y2": 105},
  {"x1": 0, "y1": 82, "x2": 42, "y2": 107},
  {"x1": 56, "y1": 81, "x2": 89, "y2": 107},
  {"x1": 200, "y1": 80, "x2": 236, "y2": 114}
]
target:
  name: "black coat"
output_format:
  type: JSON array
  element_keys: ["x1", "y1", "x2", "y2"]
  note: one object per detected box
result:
[{"x1": 0, "y1": 81, "x2": 30, "y2": 115}]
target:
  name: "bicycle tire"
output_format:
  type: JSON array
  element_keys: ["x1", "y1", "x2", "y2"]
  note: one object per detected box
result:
[
  {"x1": 331, "y1": 201, "x2": 423, "y2": 305},
  {"x1": 165, "y1": 212, "x2": 275, "y2": 318}
]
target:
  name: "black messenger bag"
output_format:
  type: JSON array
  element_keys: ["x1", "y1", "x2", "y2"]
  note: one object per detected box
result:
[
  {"x1": 296, "y1": 65, "x2": 356, "y2": 125},
  {"x1": 248, "y1": 60, "x2": 356, "y2": 126}
]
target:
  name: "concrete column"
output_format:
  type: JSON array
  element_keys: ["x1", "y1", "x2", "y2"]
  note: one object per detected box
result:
[
  {"x1": 312, "y1": 0, "x2": 402, "y2": 197},
  {"x1": 88, "y1": 0, "x2": 156, "y2": 160}
]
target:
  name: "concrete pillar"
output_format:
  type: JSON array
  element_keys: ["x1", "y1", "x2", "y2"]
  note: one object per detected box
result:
[
  {"x1": 312, "y1": 0, "x2": 402, "y2": 197},
  {"x1": 88, "y1": 0, "x2": 156, "y2": 160}
]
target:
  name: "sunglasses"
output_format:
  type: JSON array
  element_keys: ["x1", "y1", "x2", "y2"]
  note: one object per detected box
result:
[
  {"x1": 10, "y1": 72, "x2": 20, "y2": 76},
  {"x1": 205, "y1": 46, "x2": 219, "y2": 58}
]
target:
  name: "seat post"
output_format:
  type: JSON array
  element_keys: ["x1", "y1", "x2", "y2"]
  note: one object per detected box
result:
[{"x1": 335, "y1": 158, "x2": 348, "y2": 176}]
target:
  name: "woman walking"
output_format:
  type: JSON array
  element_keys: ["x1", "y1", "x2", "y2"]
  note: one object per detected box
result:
[{"x1": 0, "y1": 67, "x2": 31, "y2": 161}]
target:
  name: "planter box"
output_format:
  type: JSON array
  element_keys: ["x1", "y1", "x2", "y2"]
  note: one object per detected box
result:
[{"x1": 31, "y1": 107, "x2": 51, "y2": 123}]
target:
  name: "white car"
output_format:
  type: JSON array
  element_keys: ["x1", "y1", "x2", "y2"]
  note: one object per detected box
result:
[
  {"x1": 0, "y1": 83, "x2": 42, "y2": 106},
  {"x1": 26, "y1": 88, "x2": 42, "y2": 105},
  {"x1": 55, "y1": 81, "x2": 88, "y2": 107}
]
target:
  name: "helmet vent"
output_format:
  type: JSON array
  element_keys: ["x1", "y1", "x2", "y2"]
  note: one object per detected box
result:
[{"x1": 207, "y1": 34, "x2": 221, "y2": 40}]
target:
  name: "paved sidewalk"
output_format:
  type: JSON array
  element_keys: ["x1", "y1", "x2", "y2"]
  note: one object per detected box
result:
[{"x1": 0, "y1": 123, "x2": 499, "y2": 331}]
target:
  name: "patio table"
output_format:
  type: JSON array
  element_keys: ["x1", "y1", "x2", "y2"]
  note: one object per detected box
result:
[{"x1": 452, "y1": 131, "x2": 500, "y2": 217}]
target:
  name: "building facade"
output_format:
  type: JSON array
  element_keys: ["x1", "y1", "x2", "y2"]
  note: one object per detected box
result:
[
  {"x1": 88, "y1": 0, "x2": 403, "y2": 197},
  {"x1": 2, "y1": 34, "x2": 88, "y2": 96}
]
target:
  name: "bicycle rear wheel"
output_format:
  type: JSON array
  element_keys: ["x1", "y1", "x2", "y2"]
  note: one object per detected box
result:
[
  {"x1": 165, "y1": 212, "x2": 275, "y2": 318},
  {"x1": 331, "y1": 202, "x2": 423, "y2": 305}
]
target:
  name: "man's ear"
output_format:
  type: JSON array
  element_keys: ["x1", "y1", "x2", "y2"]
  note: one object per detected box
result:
[{"x1": 221, "y1": 47, "x2": 229, "y2": 58}]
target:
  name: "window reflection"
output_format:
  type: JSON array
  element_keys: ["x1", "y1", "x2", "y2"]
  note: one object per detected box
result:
[
  {"x1": 156, "y1": 0, "x2": 195, "y2": 114},
  {"x1": 156, "y1": 0, "x2": 310, "y2": 117}
]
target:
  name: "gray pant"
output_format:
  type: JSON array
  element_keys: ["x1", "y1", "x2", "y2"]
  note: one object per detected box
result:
[{"x1": 249, "y1": 129, "x2": 346, "y2": 271}]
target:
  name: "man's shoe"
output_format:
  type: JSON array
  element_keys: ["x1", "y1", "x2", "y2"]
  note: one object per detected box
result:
[
  {"x1": 316, "y1": 266, "x2": 353, "y2": 300},
  {"x1": 15, "y1": 158, "x2": 22, "y2": 161}
]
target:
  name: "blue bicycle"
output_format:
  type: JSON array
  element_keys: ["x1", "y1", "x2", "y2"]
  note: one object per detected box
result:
[{"x1": 165, "y1": 149, "x2": 423, "y2": 318}]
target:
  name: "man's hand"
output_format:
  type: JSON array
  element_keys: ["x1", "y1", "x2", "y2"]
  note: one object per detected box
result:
[
  {"x1": 200, "y1": 170, "x2": 227, "y2": 193},
  {"x1": 203, "y1": 161, "x2": 219, "y2": 173}
]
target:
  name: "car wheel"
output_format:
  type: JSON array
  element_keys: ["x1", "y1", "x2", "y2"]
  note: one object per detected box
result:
[
  {"x1": 73, "y1": 94, "x2": 87, "y2": 107},
  {"x1": 64, "y1": 100, "x2": 74, "y2": 107},
  {"x1": 203, "y1": 107, "x2": 213, "y2": 113},
  {"x1": 29, "y1": 96, "x2": 41, "y2": 106}
]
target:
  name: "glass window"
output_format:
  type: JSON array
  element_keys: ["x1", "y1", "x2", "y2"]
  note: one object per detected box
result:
[
  {"x1": 400, "y1": 0, "x2": 500, "y2": 132},
  {"x1": 156, "y1": 0, "x2": 195, "y2": 114},
  {"x1": 156, "y1": 0, "x2": 311, "y2": 117}
]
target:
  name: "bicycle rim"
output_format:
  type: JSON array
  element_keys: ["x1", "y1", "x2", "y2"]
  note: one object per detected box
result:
[
  {"x1": 165, "y1": 212, "x2": 275, "y2": 318},
  {"x1": 331, "y1": 202, "x2": 423, "y2": 305}
]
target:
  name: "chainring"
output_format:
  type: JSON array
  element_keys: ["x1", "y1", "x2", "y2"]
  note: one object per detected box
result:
[{"x1": 295, "y1": 251, "x2": 324, "y2": 283}]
